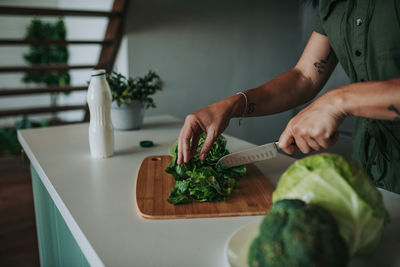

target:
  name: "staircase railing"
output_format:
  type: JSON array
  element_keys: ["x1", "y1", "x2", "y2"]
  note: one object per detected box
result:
[{"x1": 0, "y1": 0, "x2": 128, "y2": 124}]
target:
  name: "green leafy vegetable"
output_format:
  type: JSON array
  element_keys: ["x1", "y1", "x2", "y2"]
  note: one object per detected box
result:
[
  {"x1": 165, "y1": 135, "x2": 246, "y2": 204},
  {"x1": 248, "y1": 199, "x2": 349, "y2": 267},
  {"x1": 272, "y1": 153, "x2": 390, "y2": 255}
]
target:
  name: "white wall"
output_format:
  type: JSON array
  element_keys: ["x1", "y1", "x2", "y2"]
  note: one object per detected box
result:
[
  {"x1": 0, "y1": 0, "x2": 59, "y2": 125},
  {"x1": 126, "y1": 0, "x2": 302, "y2": 145},
  {"x1": 49, "y1": 0, "x2": 129, "y2": 122},
  {"x1": 57, "y1": 0, "x2": 109, "y2": 121}
]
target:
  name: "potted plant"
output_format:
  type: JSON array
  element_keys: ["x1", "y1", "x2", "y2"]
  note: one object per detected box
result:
[{"x1": 107, "y1": 70, "x2": 162, "y2": 130}]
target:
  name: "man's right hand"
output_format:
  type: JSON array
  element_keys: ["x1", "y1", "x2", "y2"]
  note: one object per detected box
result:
[{"x1": 177, "y1": 95, "x2": 242, "y2": 165}]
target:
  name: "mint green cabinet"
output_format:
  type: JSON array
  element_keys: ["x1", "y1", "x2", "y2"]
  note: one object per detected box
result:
[{"x1": 31, "y1": 166, "x2": 90, "y2": 267}]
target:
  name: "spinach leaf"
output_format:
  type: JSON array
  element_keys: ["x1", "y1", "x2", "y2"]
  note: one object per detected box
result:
[{"x1": 165, "y1": 135, "x2": 246, "y2": 204}]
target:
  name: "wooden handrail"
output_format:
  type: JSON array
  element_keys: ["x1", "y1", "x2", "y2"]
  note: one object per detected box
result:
[
  {"x1": 0, "y1": 105, "x2": 88, "y2": 117},
  {"x1": 0, "y1": 86, "x2": 87, "y2": 96},
  {"x1": 0, "y1": 6, "x2": 121, "y2": 17},
  {"x1": 0, "y1": 65, "x2": 98, "y2": 73},
  {"x1": 0, "y1": 39, "x2": 112, "y2": 46},
  {"x1": 98, "y1": 0, "x2": 128, "y2": 72}
]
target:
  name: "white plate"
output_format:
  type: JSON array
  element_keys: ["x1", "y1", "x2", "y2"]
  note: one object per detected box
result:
[{"x1": 225, "y1": 219, "x2": 262, "y2": 267}]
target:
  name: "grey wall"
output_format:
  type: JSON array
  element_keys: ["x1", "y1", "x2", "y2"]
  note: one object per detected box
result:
[{"x1": 125, "y1": 0, "x2": 302, "y2": 145}]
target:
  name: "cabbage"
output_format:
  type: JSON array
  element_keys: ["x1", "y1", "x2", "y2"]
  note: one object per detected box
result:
[{"x1": 272, "y1": 153, "x2": 390, "y2": 255}]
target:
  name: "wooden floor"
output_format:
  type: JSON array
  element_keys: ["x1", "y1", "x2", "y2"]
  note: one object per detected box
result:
[{"x1": 0, "y1": 156, "x2": 40, "y2": 267}]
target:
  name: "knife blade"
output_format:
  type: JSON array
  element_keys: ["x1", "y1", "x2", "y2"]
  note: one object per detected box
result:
[{"x1": 216, "y1": 141, "x2": 280, "y2": 168}]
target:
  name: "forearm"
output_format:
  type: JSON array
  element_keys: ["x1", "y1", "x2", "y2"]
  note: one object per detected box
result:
[
  {"x1": 330, "y1": 78, "x2": 400, "y2": 121},
  {"x1": 225, "y1": 68, "x2": 320, "y2": 119},
  {"x1": 179, "y1": 32, "x2": 338, "y2": 161}
]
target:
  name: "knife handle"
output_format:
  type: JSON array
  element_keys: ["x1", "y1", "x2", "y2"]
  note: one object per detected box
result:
[{"x1": 274, "y1": 139, "x2": 296, "y2": 148}]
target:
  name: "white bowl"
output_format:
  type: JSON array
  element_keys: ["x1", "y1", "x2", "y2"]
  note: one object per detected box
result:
[{"x1": 225, "y1": 219, "x2": 262, "y2": 267}]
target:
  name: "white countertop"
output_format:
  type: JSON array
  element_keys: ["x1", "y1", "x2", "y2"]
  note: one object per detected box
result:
[{"x1": 18, "y1": 114, "x2": 400, "y2": 267}]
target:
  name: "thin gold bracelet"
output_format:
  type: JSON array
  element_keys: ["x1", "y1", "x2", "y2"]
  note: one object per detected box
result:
[{"x1": 236, "y1": 91, "x2": 248, "y2": 126}]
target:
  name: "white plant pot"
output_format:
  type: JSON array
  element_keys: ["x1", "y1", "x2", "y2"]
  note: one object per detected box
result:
[{"x1": 111, "y1": 100, "x2": 145, "y2": 130}]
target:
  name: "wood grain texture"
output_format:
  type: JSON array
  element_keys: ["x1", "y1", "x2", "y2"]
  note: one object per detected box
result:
[
  {"x1": 0, "y1": 157, "x2": 39, "y2": 267},
  {"x1": 136, "y1": 155, "x2": 274, "y2": 220}
]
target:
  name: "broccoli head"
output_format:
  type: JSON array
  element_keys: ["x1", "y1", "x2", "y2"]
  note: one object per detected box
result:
[{"x1": 248, "y1": 199, "x2": 349, "y2": 267}]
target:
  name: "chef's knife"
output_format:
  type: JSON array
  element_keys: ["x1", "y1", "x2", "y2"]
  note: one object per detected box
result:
[{"x1": 216, "y1": 141, "x2": 282, "y2": 168}]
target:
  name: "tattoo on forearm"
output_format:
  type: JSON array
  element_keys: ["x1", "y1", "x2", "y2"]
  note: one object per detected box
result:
[
  {"x1": 247, "y1": 103, "x2": 256, "y2": 114},
  {"x1": 388, "y1": 105, "x2": 400, "y2": 120},
  {"x1": 313, "y1": 48, "x2": 333, "y2": 74}
]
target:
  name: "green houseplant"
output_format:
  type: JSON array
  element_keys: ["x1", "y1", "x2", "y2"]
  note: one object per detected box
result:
[
  {"x1": 23, "y1": 18, "x2": 70, "y2": 86},
  {"x1": 107, "y1": 70, "x2": 162, "y2": 130},
  {"x1": 22, "y1": 17, "x2": 70, "y2": 122}
]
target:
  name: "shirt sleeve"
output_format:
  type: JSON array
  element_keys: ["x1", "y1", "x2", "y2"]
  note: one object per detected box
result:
[{"x1": 312, "y1": 13, "x2": 327, "y2": 36}]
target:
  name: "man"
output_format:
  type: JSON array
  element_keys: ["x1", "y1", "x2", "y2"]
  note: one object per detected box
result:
[{"x1": 177, "y1": 0, "x2": 400, "y2": 193}]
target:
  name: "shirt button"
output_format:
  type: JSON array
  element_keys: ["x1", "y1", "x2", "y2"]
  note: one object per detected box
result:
[
  {"x1": 356, "y1": 18, "x2": 363, "y2": 26},
  {"x1": 355, "y1": 50, "x2": 362, "y2": 56}
]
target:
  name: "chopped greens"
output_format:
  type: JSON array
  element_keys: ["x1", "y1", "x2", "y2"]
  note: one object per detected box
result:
[{"x1": 165, "y1": 135, "x2": 246, "y2": 204}]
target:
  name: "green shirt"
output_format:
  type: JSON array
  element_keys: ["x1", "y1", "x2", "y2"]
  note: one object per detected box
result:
[{"x1": 313, "y1": 0, "x2": 400, "y2": 193}]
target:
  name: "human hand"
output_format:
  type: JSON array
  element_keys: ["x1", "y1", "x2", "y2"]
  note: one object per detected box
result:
[
  {"x1": 278, "y1": 92, "x2": 346, "y2": 154},
  {"x1": 177, "y1": 97, "x2": 239, "y2": 164}
]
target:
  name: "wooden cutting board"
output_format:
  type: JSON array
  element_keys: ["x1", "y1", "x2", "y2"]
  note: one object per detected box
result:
[{"x1": 136, "y1": 155, "x2": 274, "y2": 219}]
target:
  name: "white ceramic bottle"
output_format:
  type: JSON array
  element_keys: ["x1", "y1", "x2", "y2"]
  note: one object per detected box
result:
[{"x1": 87, "y1": 69, "x2": 114, "y2": 158}]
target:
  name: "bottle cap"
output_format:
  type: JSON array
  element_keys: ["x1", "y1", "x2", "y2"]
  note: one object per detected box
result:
[
  {"x1": 91, "y1": 69, "x2": 106, "y2": 77},
  {"x1": 140, "y1": 140, "x2": 154, "y2": 148}
]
